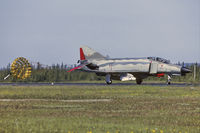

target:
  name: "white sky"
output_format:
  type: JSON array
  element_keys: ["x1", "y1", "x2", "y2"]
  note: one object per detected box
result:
[{"x1": 0, "y1": 0, "x2": 200, "y2": 68}]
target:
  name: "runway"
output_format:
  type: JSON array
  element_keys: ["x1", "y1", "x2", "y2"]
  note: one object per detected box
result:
[{"x1": 0, "y1": 82, "x2": 196, "y2": 87}]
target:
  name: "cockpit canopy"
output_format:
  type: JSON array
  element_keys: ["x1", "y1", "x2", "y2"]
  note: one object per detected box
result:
[{"x1": 147, "y1": 57, "x2": 170, "y2": 64}]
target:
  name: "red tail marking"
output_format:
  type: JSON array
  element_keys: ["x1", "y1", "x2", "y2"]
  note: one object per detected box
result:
[
  {"x1": 157, "y1": 73, "x2": 165, "y2": 77},
  {"x1": 80, "y1": 48, "x2": 85, "y2": 60}
]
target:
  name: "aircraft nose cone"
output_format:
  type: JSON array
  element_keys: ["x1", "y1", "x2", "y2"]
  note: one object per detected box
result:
[{"x1": 181, "y1": 67, "x2": 191, "y2": 75}]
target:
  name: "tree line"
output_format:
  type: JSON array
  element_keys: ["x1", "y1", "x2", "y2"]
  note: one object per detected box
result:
[{"x1": 0, "y1": 63, "x2": 102, "y2": 82}]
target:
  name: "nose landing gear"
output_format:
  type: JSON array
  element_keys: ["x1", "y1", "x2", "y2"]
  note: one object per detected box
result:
[{"x1": 167, "y1": 75, "x2": 172, "y2": 85}]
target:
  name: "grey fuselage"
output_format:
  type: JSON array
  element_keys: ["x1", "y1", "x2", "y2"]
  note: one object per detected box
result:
[{"x1": 80, "y1": 57, "x2": 182, "y2": 80}]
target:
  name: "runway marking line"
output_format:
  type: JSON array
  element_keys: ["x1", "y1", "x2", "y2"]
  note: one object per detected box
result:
[{"x1": 0, "y1": 99, "x2": 112, "y2": 102}]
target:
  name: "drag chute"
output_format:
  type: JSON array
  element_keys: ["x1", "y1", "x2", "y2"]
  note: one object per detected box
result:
[{"x1": 4, "y1": 57, "x2": 32, "y2": 80}]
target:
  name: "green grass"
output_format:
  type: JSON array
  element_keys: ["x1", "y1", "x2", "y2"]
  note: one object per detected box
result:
[{"x1": 0, "y1": 85, "x2": 200, "y2": 133}]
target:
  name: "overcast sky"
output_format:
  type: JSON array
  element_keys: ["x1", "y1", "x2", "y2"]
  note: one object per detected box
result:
[{"x1": 0, "y1": 0, "x2": 199, "y2": 68}]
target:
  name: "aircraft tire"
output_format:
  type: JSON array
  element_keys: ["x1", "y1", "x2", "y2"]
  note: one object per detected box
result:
[
  {"x1": 106, "y1": 80, "x2": 112, "y2": 85},
  {"x1": 136, "y1": 79, "x2": 142, "y2": 85}
]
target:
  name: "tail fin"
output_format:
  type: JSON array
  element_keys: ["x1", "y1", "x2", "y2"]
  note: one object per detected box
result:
[{"x1": 80, "y1": 46, "x2": 105, "y2": 60}]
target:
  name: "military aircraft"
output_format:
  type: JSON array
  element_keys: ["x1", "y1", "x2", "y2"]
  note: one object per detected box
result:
[{"x1": 68, "y1": 46, "x2": 191, "y2": 85}]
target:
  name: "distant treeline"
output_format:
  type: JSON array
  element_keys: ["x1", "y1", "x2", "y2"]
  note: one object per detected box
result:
[
  {"x1": 0, "y1": 63, "x2": 102, "y2": 82},
  {"x1": 0, "y1": 63, "x2": 199, "y2": 83}
]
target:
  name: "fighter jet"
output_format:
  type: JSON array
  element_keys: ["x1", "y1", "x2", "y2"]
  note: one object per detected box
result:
[{"x1": 68, "y1": 46, "x2": 191, "y2": 84}]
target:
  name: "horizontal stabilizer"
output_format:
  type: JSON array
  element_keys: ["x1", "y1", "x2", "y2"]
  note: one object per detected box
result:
[{"x1": 67, "y1": 65, "x2": 84, "y2": 72}]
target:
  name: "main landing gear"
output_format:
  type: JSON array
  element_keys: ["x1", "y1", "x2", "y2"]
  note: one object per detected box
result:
[
  {"x1": 105, "y1": 74, "x2": 144, "y2": 85},
  {"x1": 105, "y1": 74, "x2": 112, "y2": 85},
  {"x1": 136, "y1": 79, "x2": 143, "y2": 85}
]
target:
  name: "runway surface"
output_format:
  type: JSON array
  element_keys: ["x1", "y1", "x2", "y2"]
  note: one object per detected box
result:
[{"x1": 0, "y1": 82, "x2": 197, "y2": 87}]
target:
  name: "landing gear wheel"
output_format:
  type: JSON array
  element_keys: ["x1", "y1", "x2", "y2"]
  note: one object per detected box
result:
[
  {"x1": 167, "y1": 75, "x2": 172, "y2": 85},
  {"x1": 106, "y1": 80, "x2": 112, "y2": 85},
  {"x1": 105, "y1": 74, "x2": 112, "y2": 85},
  {"x1": 136, "y1": 79, "x2": 142, "y2": 85}
]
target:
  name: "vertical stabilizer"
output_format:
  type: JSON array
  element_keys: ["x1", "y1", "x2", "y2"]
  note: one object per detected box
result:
[{"x1": 80, "y1": 46, "x2": 105, "y2": 60}]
